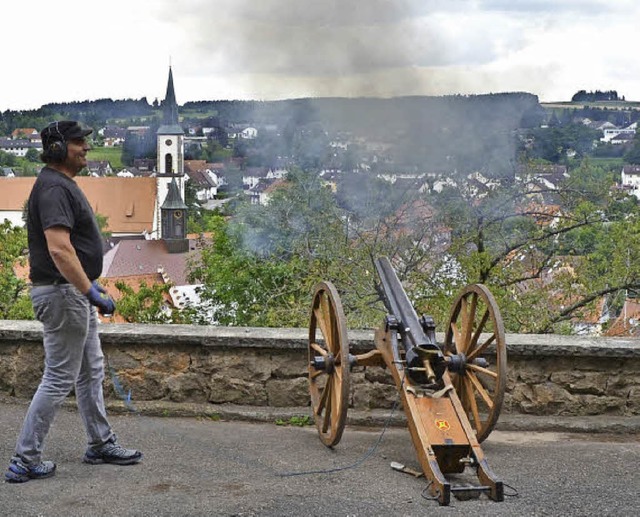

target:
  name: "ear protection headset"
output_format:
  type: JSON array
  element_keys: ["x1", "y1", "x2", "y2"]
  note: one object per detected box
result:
[{"x1": 44, "y1": 121, "x2": 67, "y2": 162}]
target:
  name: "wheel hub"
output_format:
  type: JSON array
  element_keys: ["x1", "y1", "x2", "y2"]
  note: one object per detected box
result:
[
  {"x1": 310, "y1": 353, "x2": 336, "y2": 374},
  {"x1": 447, "y1": 353, "x2": 489, "y2": 374}
]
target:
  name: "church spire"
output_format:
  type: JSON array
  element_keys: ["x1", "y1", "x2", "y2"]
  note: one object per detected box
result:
[
  {"x1": 161, "y1": 177, "x2": 188, "y2": 211},
  {"x1": 157, "y1": 64, "x2": 184, "y2": 170},
  {"x1": 163, "y1": 66, "x2": 179, "y2": 126}
]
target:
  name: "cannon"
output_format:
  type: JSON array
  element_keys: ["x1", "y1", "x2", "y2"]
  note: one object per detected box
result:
[{"x1": 308, "y1": 256, "x2": 507, "y2": 505}]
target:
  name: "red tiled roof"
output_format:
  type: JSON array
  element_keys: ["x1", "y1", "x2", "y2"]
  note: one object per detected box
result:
[
  {"x1": 185, "y1": 160, "x2": 207, "y2": 172},
  {"x1": 605, "y1": 299, "x2": 640, "y2": 337},
  {"x1": 12, "y1": 128, "x2": 38, "y2": 139},
  {"x1": 102, "y1": 239, "x2": 200, "y2": 286},
  {"x1": 0, "y1": 177, "x2": 34, "y2": 210},
  {"x1": 0, "y1": 177, "x2": 157, "y2": 234},
  {"x1": 77, "y1": 177, "x2": 156, "y2": 234}
]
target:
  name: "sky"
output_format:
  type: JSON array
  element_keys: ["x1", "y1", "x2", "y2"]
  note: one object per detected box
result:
[{"x1": 3, "y1": 0, "x2": 640, "y2": 111}]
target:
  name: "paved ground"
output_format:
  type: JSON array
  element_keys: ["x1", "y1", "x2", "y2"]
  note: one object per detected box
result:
[{"x1": 0, "y1": 401, "x2": 638, "y2": 517}]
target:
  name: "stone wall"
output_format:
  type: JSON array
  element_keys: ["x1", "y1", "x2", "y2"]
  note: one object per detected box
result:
[{"x1": 0, "y1": 320, "x2": 638, "y2": 417}]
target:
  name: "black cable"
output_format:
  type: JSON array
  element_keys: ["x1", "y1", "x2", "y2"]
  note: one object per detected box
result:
[
  {"x1": 420, "y1": 481, "x2": 440, "y2": 502},
  {"x1": 503, "y1": 482, "x2": 520, "y2": 497},
  {"x1": 277, "y1": 370, "x2": 406, "y2": 477},
  {"x1": 107, "y1": 351, "x2": 520, "y2": 502}
]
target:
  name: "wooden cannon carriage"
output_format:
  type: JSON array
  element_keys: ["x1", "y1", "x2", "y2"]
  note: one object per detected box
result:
[{"x1": 307, "y1": 257, "x2": 507, "y2": 505}]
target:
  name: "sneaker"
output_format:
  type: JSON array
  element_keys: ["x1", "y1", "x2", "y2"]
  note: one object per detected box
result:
[
  {"x1": 5, "y1": 458, "x2": 56, "y2": 483},
  {"x1": 83, "y1": 437, "x2": 142, "y2": 466}
]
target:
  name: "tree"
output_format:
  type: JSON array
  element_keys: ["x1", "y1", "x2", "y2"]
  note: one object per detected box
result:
[
  {"x1": 110, "y1": 280, "x2": 188, "y2": 324},
  {"x1": 95, "y1": 213, "x2": 111, "y2": 240},
  {"x1": 188, "y1": 213, "x2": 309, "y2": 326},
  {"x1": 623, "y1": 132, "x2": 640, "y2": 164},
  {"x1": 522, "y1": 124, "x2": 601, "y2": 163},
  {"x1": 234, "y1": 168, "x2": 339, "y2": 258},
  {"x1": 421, "y1": 161, "x2": 640, "y2": 332},
  {"x1": 0, "y1": 150, "x2": 17, "y2": 167},
  {"x1": 25, "y1": 149, "x2": 40, "y2": 163},
  {"x1": 0, "y1": 220, "x2": 33, "y2": 319},
  {"x1": 190, "y1": 168, "x2": 452, "y2": 329}
]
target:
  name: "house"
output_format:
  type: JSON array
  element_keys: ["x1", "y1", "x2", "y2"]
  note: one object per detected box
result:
[
  {"x1": 0, "y1": 177, "x2": 31, "y2": 226},
  {"x1": 126, "y1": 126, "x2": 150, "y2": 137},
  {"x1": 242, "y1": 167, "x2": 269, "y2": 189},
  {"x1": 516, "y1": 164, "x2": 569, "y2": 192},
  {"x1": 86, "y1": 160, "x2": 113, "y2": 177},
  {"x1": 248, "y1": 177, "x2": 284, "y2": 205},
  {"x1": 116, "y1": 166, "x2": 153, "y2": 178},
  {"x1": 432, "y1": 175, "x2": 458, "y2": 193},
  {"x1": 184, "y1": 160, "x2": 219, "y2": 201},
  {"x1": 116, "y1": 168, "x2": 137, "y2": 178},
  {"x1": 11, "y1": 128, "x2": 40, "y2": 142},
  {"x1": 377, "y1": 171, "x2": 425, "y2": 184},
  {"x1": 610, "y1": 132, "x2": 635, "y2": 145},
  {"x1": 590, "y1": 120, "x2": 617, "y2": 132},
  {"x1": 621, "y1": 165, "x2": 640, "y2": 199},
  {"x1": 99, "y1": 126, "x2": 127, "y2": 147},
  {"x1": 240, "y1": 127, "x2": 258, "y2": 140},
  {"x1": 266, "y1": 167, "x2": 287, "y2": 180},
  {"x1": 0, "y1": 138, "x2": 42, "y2": 157},
  {"x1": 601, "y1": 123, "x2": 636, "y2": 143},
  {"x1": 223, "y1": 124, "x2": 258, "y2": 141},
  {"x1": 133, "y1": 158, "x2": 157, "y2": 172},
  {"x1": 605, "y1": 298, "x2": 640, "y2": 337},
  {"x1": 518, "y1": 200, "x2": 562, "y2": 229},
  {"x1": 571, "y1": 297, "x2": 609, "y2": 336}
]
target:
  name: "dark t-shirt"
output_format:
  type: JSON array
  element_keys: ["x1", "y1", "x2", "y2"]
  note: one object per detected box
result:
[{"x1": 27, "y1": 167, "x2": 103, "y2": 284}]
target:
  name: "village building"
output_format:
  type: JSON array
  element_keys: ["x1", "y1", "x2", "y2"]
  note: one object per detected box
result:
[
  {"x1": 86, "y1": 160, "x2": 114, "y2": 177},
  {"x1": 11, "y1": 128, "x2": 40, "y2": 141},
  {"x1": 184, "y1": 160, "x2": 220, "y2": 201},
  {"x1": 98, "y1": 125, "x2": 127, "y2": 147},
  {"x1": 0, "y1": 138, "x2": 41, "y2": 158},
  {"x1": 621, "y1": 164, "x2": 640, "y2": 199},
  {"x1": 600, "y1": 122, "x2": 637, "y2": 143}
]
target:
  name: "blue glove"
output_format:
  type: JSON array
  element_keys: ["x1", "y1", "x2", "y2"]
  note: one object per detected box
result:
[{"x1": 86, "y1": 281, "x2": 116, "y2": 316}]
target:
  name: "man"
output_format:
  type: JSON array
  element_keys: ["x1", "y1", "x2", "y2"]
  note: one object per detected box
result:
[{"x1": 5, "y1": 121, "x2": 142, "y2": 483}]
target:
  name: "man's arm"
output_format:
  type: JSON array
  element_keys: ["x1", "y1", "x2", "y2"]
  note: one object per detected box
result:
[
  {"x1": 44, "y1": 226, "x2": 116, "y2": 315},
  {"x1": 44, "y1": 226, "x2": 92, "y2": 294}
]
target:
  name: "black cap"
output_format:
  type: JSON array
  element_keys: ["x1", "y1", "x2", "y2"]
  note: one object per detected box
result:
[{"x1": 40, "y1": 120, "x2": 92, "y2": 146}]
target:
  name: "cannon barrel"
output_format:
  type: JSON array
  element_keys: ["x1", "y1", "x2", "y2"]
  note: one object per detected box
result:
[{"x1": 374, "y1": 257, "x2": 444, "y2": 384}]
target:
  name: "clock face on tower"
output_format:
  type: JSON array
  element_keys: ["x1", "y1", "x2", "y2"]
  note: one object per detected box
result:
[
  {"x1": 165, "y1": 139, "x2": 173, "y2": 146},
  {"x1": 173, "y1": 210, "x2": 183, "y2": 219}
]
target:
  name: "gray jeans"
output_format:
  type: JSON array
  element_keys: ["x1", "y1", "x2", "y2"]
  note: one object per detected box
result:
[{"x1": 14, "y1": 284, "x2": 113, "y2": 464}]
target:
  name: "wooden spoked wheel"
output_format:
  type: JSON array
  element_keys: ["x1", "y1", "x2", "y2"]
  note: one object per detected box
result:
[
  {"x1": 308, "y1": 281, "x2": 350, "y2": 447},
  {"x1": 444, "y1": 284, "x2": 507, "y2": 443}
]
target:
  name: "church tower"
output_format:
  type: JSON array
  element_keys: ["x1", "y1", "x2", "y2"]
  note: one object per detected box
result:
[
  {"x1": 161, "y1": 178, "x2": 189, "y2": 253},
  {"x1": 156, "y1": 66, "x2": 185, "y2": 220}
]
